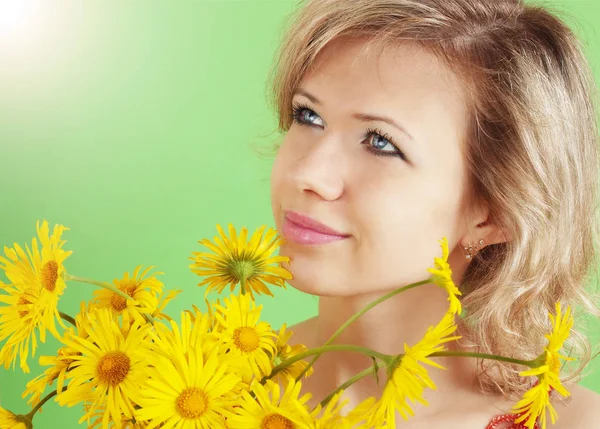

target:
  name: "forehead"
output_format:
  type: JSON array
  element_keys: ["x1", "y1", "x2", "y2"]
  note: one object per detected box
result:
[{"x1": 298, "y1": 37, "x2": 470, "y2": 157}]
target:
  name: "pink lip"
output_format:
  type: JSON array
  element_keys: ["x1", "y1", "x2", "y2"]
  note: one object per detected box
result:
[{"x1": 282, "y1": 211, "x2": 350, "y2": 245}]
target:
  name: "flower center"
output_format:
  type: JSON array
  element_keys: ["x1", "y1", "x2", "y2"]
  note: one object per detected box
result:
[
  {"x1": 96, "y1": 351, "x2": 130, "y2": 386},
  {"x1": 176, "y1": 387, "x2": 209, "y2": 419},
  {"x1": 233, "y1": 326, "x2": 260, "y2": 353},
  {"x1": 261, "y1": 414, "x2": 294, "y2": 429},
  {"x1": 41, "y1": 260, "x2": 59, "y2": 292},
  {"x1": 17, "y1": 295, "x2": 32, "y2": 318},
  {"x1": 547, "y1": 352, "x2": 561, "y2": 374},
  {"x1": 109, "y1": 283, "x2": 138, "y2": 312}
]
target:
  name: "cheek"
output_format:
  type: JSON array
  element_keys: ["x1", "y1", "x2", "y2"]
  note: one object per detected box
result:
[
  {"x1": 270, "y1": 141, "x2": 295, "y2": 227},
  {"x1": 353, "y1": 173, "x2": 462, "y2": 274}
]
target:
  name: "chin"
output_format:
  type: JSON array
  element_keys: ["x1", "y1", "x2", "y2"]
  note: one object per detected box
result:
[
  {"x1": 283, "y1": 263, "x2": 363, "y2": 297},
  {"x1": 278, "y1": 239, "x2": 363, "y2": 296}
]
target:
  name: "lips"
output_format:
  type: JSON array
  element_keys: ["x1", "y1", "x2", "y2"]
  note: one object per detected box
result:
[{"x1": 282, "y1": 211, "x2": 349, "y2": 245}]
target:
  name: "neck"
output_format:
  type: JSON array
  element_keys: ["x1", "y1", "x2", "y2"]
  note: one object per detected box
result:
[{"x1": 304, "y1": 284, "x2": 486, "y2": 415}]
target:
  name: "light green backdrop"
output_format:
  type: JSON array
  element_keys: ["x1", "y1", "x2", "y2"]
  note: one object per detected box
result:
[{"x1": 0, "y1": 1, "x2": 598, "y2": 427}]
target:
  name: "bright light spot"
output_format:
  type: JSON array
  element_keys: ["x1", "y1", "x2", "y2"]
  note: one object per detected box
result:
[{"x1": 0, "y1": 0, "x2": 39, "y2": 40}]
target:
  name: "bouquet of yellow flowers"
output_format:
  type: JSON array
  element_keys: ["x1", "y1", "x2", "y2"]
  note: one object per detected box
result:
[{"x1": 0, "y1": 220, "x2": 574, "y2": 429}]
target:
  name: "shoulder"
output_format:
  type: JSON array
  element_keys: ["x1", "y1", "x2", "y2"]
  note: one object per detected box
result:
[
  {"x1": 552, "y1": 384, "x2": 600, "y2": 429},
  {"x1": 286, "y1": 317, "x2": 318, "y2": 348}
]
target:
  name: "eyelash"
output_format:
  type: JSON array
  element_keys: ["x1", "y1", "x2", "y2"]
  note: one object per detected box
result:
[{"x1": 290, "y1": 102, "x2": 408, "y2": 162}]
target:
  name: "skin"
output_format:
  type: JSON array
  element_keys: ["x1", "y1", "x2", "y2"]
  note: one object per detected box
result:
[{"x1": 269, "y1": 37, "x2": 600, "y2": 428}]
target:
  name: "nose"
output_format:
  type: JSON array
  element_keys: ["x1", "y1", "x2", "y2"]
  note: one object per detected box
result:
[{"x1": 291, "y1": 137, "x2": 345, "y2": 201}]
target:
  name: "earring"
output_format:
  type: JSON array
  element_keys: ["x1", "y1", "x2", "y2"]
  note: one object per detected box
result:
[{"x1": 464, "y1": 239, "x2": 485, "y2": 260}]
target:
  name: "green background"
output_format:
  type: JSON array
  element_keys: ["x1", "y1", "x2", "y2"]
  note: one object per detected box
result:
[{"x1": 0, "y1": 1, "x2": 598, "y2": 427}]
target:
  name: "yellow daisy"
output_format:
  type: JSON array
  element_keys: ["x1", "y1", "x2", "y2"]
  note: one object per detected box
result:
[
  {"x1": 367, "y1": 313, "x2": 461, "y2": 428},
  {"x1": 228, "y1": 379, "x2": 313, "y2": 429},
  {"x1": 56, "y1": 308, "x2": 152, "y2": 429},
  {"x1": 85, "y1": 398, "x2": 140, "y2": 429},
  {"x1": 22, "y1": 344, "x2": 79, "y2": 408},
  {"x1": 31, "y1": 220, "x2": 72, "y2": 338},
  {"x1": 0, "y1": 407, "x2": 28, "y2": 429},
  {"x1": 92, "y1": 265, "x2": 164, "y2": 323},
  {"x1": 135, "y1": 328, "x2": 241, "y2": 429},
  {"x1": 149, "y1": 309, "x2": 224, "y2": 371},
  {"x1": 309, "y1": 390, "x2": 372, "y2": 429},
  {"x1": 189, "y1": 224, "x2": 292, "y2": 300},
  {"x1": 213, "y1": 293, "x2": 277, "y2": 381},
  {"x1": 512, "y1": 302, "x2": 574, "y2": 429},
  {"x1": 25, "y1": 301, "x2": 96, "y2": 404},
  {"x1": 0, "y1": 277, "x2": 43, "y2": 373},
  {"x1": 0, "y1": 220, "x2": 72, "y2": 346},
  {"x1": 151, "y1": 289, "x2": 182, "y2": 321},
  {"x1": 268, "y1": 324, "x2": 313, "y2": 385},
  {"x1": 427, "y1": 237, "x2": 462, "y2": 316},
  {"x1": 185, "y1": 298, "x2": 220, "y2": 333}
]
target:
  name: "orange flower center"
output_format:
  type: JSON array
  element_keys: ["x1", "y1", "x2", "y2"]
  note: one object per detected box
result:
[
  {"x1": 17, "y1": 295, "x2": 32, "y2": 318},
  {"x1": 262, "y1": 414, "x2": 294, "y2": 429},
  {"x1": 233, "y1": 327, "x2": 260, "y2": 353},
  {"x1": 96, "y1": 351, "x2": 130, "y2": 386},
  {"x1": 547, "y1": 352, "x2": 561, "y2": 374},
  {"x1": 110, "y1": 283, "x2": 138, "y2": 312},
  {"x1": 41, "y1": 260, "x2": 59, "y2": 292},
  {"x1": 176, "y1": 387, "x2": 209, "y2": 419}
]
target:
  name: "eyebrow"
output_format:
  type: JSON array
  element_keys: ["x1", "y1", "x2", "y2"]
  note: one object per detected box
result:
[{"x1": 293, "y1": 88, "x2": 414, "y2": 141}]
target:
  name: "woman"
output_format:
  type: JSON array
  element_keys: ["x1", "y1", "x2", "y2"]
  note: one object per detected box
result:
[{"x1": 268, "y1": 0, "x2": 600, "y2": 427}]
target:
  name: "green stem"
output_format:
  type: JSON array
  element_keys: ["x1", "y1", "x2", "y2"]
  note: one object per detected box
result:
[
  {"x1": 59, "y1": 312, "x2": 76, "y2": 327},
  {"x1": 430, "y1": 351, "x2": 537, "y2": 367},
  {"x1": 318, "y1": 365, "x2": 375, "y2": 409},
  {"x1": 65, "y1": 274, "x2": 131, "y2": 301},
  {"x1": 65, "y1": 273, "x2": 155, "y2": 324},
  {"x1": 26, "y1": 389, "x2": 57, "y2": 419},
  {"x1": 295, "y1": 279, "x2": 432, "y2": 382},
  {"x1": 263, "y1": 344, "x2": 391, "y2": 383},
  {"x1": 240, "y1": 273, "x2": 246, "y2": 296},
  {"x1": 315, "y1": 351, "x2": 537, "y2": 410}
]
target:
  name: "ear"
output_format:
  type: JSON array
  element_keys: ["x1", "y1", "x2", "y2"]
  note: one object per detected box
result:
[{"x1": 461, "y1": 201, "x2": 510, "y2": 250}]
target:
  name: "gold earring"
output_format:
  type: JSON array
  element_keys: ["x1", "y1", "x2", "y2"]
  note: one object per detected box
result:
[{"x1": 464, "y1": 239, "x2": 485, "y2": 260}]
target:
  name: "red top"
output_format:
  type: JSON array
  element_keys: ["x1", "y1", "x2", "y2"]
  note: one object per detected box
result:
[{"x1": 485, "y1": 413, "x2": 540, "y2": 429}]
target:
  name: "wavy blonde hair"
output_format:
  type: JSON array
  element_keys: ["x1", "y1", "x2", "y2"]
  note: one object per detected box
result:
[{"x1": 265, "y1": 0, "x2": 600, "y2": 398}]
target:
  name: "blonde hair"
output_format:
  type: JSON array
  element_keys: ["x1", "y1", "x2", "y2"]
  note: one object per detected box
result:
[{"x1": 266, "y1": 0, "x2": 600, "y2": 398}]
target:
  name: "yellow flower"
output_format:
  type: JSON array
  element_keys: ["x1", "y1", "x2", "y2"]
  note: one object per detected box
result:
[
  {"x1": 268, "y1": 324, "x2": 314, "y2": 385},
  {"x1": 512, "y1": 302, "x2": 574, "y2": 429},
  {"x1": 228, "y1": 379, "x2": 313, "y2": 429},
  {"x1": 92, "y1": 265, "x2": 164, "y2": 323},
  {"x1": 309, "y1": 390, "x2": 348, "y2": 429},
  {"x1": 83, "y1": 397, "x2": 142, "y2": 429},
  {"x1": 427, "y1": 237, "x2": 461, "y2": 315},
  {"x1": 149, "y1": 309, "x2": 223, "y2": 371},
  {"x1": 309, "y1": 390, "x2": 373, "y2": 429},
  {"x1": 135, "y1": 316, "x2": 241, "y2": 429},
  {"x1": 0, "y1": 277, "x2": 43, "y2": 373},
  {"x1": 0, "y1": 407, "x2": 28, "y2": 429},
  {"x1": 189, "y1": 224, "x2": 292, "y2": 300},
  {"x1": 214, "y1": 293, "x2": 277, "y2": 381},
  {"x1": 0, "y1": 220, "x2": 72, "y2": 369},
  {"x1": 56, "y1": 309, "x2": 152, "y2": 429},
  {"x1": 151, "y1": 289, "x2": 182, "y2": 321},
  {"x1": 368, "y1": 313, "x2": 460, "y2": 428},
  {"x1": 33, "y1": 220, "x2": 72, "y2": 336},
  {"x1": 22, "y1": 345, "x2": 78, "y2": 408},
  {"x1": 24, "y1": 301, "x2": 97, "y2": 406}
]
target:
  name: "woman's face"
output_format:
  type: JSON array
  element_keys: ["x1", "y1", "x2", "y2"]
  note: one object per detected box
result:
[{"x1": 270, "y1": 38, "x2": 472, "y2": 296}]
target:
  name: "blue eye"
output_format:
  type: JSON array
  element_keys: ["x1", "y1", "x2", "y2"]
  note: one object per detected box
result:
[
  {"x1": 291, "y1": 103, "x2": 324, "y2": 127},
  {"x1": 291, "y1": 102, "x2": 409, "y2": 162}
]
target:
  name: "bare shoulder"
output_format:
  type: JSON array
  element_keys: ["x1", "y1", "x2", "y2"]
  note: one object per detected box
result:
[
  {"x1": 553, "y1": 384, "x2": 600, "y2": 429},
  {"x1": 286, "y1": 316, "x2": 318, "y2": 348}
]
